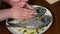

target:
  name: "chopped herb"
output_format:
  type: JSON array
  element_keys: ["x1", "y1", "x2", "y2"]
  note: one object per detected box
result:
[
  {"x1": 30, "y1": 32, "x2": 34, "y2": 34},
  {"x1": 23, "y1": 30, "x2": 27, "y2": 34},
  {"x1": 23, "y1": 30, "x2": 27, "y2": 32},
  {"x1": 39, "y1": 27, "x2": 43, "y2": 29},
  {"x1": 41, "y1": 18, "x2": 45, "y2": 23},
  {"x1": 36, "y1": 28, "x2": 39, "y2": 33},
  {"x1": 39, "y1": 28, "x2": 44, "y2": 31},
  {"x1": 42, "y1": 29, "x2": 44, "y2": 30}
]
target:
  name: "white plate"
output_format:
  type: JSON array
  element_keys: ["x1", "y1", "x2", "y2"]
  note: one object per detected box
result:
[{"x1": 6, "y1": 5, "x2": 53, "y2": 34}]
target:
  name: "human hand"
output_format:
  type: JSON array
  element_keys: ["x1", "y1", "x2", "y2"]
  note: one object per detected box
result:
[
  {"x1": 9, "y1": 0, "x2": 28, "y2": 7},
  {"x1": 10, "y1": 6, "x2": 37, "y2": 20}
]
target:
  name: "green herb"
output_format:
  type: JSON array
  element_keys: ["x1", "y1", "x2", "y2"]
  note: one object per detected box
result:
[
  {"x1": 42, "y1": 29, "x2": 44, "y2": 30},
  {"x1": 41, "y1": 18, "x2": 45, "y2": 23},
  {"x1": 30, "y1": 32, "x2": 34, "y2": 34},
  {"x1": 23, "y1": 30, "x2": 27, "y2": 32},
  {"x1": 23, "y1": 30, "x2": 27, "y2": 34},
  {"x1": 36, "y1": 28, "x2": 39, "y2": 33},
  {"x1": 39, "y1": 28, "x2": 44, "y2": 30}
]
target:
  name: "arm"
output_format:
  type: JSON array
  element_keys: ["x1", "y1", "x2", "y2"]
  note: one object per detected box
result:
[
  {"x1": 0, "y1": 9, "x2": 11, "y2": 21},
  {"x1": 0, "y1": 7, "x2": 36, "y2": 21},
  {"x1": 0, "y1": 0, "x2": 36, "y2": 21}
]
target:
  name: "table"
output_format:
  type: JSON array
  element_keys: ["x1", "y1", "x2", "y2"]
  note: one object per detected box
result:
[{"x1": 0, "y1": 0, "x2": 60, "y2": 34}]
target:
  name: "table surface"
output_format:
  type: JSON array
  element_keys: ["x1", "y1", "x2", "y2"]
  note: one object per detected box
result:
[{"x1": 0, "y1": 0, "x2": 60, "y2": 34}]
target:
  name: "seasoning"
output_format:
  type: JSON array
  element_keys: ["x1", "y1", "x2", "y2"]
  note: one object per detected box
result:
[
  {"x1": 23, "y1": 30, "x2": 27, "y2": 34},
  {"x1": 36, "y1": 28, "x2": 39, "y2": 33},
  {"x1": 30, "y1": 32, "x2": 34, "y2": 34},
  {"x1": 24, "y1": 30, "x2": 27, "y2": 32}
]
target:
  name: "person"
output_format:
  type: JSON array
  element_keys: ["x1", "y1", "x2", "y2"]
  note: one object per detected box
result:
[{"x1": 0, "y1": 0, "x2": 37, "y2": 21}]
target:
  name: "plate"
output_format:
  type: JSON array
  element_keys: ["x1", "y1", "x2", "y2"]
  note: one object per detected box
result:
[{"x1": 6, "y1": 5, "x2": 53, "y2": 34}]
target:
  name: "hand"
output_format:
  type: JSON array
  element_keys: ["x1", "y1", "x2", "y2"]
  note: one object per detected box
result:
[
  {"x1": 10, "y1": 6, "x2": 37, "y2": 20},
  {"x1": 9, "y1": 0, "x2": 28, "y2": 7}
]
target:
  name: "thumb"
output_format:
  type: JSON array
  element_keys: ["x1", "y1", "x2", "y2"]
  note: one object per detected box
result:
[{"x1": 24, "y1": 3, "x2": 31, "y2": 8}]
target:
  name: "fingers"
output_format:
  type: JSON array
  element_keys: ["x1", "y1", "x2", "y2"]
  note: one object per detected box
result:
[
  {"x1": 24, "y1": 11, "x2": 37, "y2": 17},
  {"x1": 11, "y1": 6, "x2": 37, "y2": 20},
  {"x1": 11, "y1": 0, "x2": 20, "y2": 3},
  {"x1": 23, "y1": 8, "x2": 37, "y2": 17},
  {"x1": 11, "y1": 0, "x2": 28, "y2": 2},
  {"x1": 18, "y1": 12, "x2": 36, "y2": 20},
  {"x1": 28, "y1": 9, "x2": 37, "y2": 15},
  {"x1": 10, "y1": 0, "x2": 28, "y2": 7},
  {"x1": 14, "y1": 15, "x2": 34, "y2": 20},
  {"x1": 24, "y1": 12, "x2": 37, "y2": 19},
  {"x1": 24, "y1": 3, "x2": 31, "y2": 8},
  {"x1": 20, "y1": 0, "x2": 28, "y2": 2},
  {"x1": 22, "y1": 16, "x2": 34, "y2": 20}
]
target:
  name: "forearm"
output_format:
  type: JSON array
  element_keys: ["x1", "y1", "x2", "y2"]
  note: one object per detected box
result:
[{"x1": 0, "y1": 9, "x2": 11, "y2": 21}]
